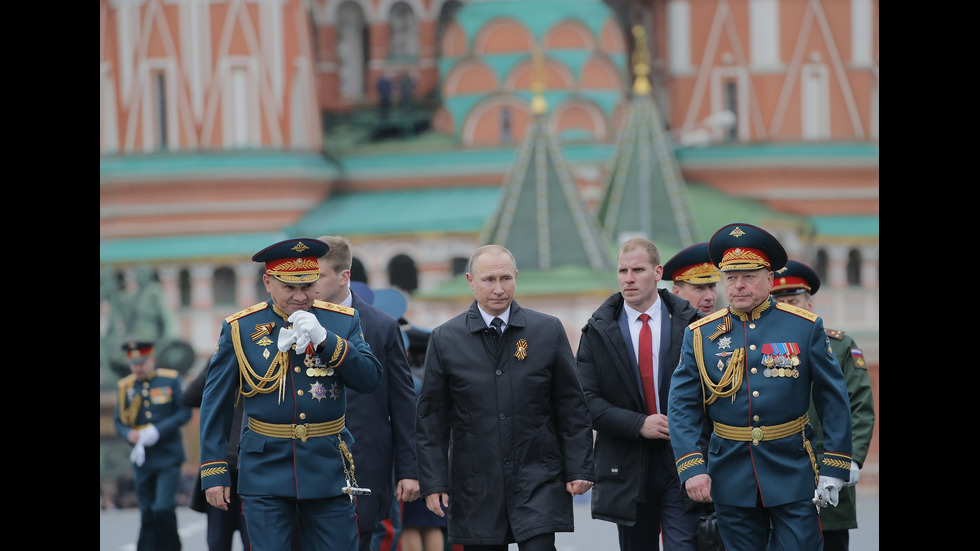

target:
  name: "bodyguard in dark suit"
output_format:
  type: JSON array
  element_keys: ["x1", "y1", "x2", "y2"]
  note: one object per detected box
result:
[
  {"x1": 576, "y1": 238, "x2": 702, "y2": 551},
  {"x1": 184, "y1": 364, "x2": 250, "y2": 551},
  {"x1": 315, "y1": 236, "x2": 420, "y2": 551},
  {"x1": 199, "y1": 238, "x2": 383, "y2": 551},
  {"x1": 668, "y1": 224, "x2": 853, "y2": 551},
  {"x1": 416, "y1": 245, "x2": 595, "y2": 551},
  {"x1": 114, "y1": 340, "x2": 192, "y2": 551}
]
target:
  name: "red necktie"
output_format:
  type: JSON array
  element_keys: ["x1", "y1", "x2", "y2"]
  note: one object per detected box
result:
[{"x1": 638, "y1": 313, "x2": 659, "y2": 415}]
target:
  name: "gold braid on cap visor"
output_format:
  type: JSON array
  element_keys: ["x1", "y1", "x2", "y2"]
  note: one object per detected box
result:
[
  {"x1": 266, "y1": 258, "x2": 321, "y2": 284},
  {"x1": 718, "y1": 248, "x2": 770, "y2": 271},
  {"x1": 676, "y1": 263, "x2": 722, "y2": 284}
]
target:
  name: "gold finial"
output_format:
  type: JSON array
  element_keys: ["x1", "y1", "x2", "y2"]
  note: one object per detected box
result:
[
  {"x1": 631, "y1": 25, "x2": 651, "y2": 96},
  {"x1": 530, "y1": 49, "x2": 548, "y2": 115}
]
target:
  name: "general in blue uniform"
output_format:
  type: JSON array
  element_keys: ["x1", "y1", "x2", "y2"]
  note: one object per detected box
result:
[
  {"x1": 199, "y1": 238, "x2": 383, "y2": 551},
  {"x1": 114, "y1": 340, "x2": 192, "y2": 551},
  {"x1": 667, "y1": 224, "x2": 853, "y2": 551}
]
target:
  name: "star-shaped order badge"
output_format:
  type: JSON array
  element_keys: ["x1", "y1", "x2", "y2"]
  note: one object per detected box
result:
[
  {"x1": 717, "y1": 336, "x2": 732, "y2": 350},
  {"x1": 310, "y1": 381, "x2": 327, "y2": 401}
]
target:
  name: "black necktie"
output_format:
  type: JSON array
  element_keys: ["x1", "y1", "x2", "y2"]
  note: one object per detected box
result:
[{"x1": 490, "y1": 317, "x2": 504, "y2": 336}]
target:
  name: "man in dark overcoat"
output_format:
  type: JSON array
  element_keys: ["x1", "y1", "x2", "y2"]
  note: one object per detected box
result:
[
  {"x1": 315, "y1": 235, "x2": 420, "y2": 551},
  {"x1": 415, "y1": 244, "x2": 595, "y2": 551},
  {"x1": 576, "y1": 238, "x2": 703, "y2": 550}
]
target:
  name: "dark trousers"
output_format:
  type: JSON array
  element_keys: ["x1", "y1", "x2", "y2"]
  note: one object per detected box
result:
[
  {"x1": 134, "y1": 464, "x2": 182, "y2": 551},
  {"x1": 206, "y1": 496, "x2": 249, "y2": 551},
  {"x1": 617, "y1": 444, "x2": 699, "y2": 551},
  {"x1": 463, "y1": 532, "x2": 556, "y2": 551},
  {"x1": 715, "y1": 496, "x2": 821, "y2": 551},
  {"x1": 822, "y1": 529, "x2": 849, "y2": 551},
  {"x1": 243, "y1": 494, "x2": 356, "y2": 551}
]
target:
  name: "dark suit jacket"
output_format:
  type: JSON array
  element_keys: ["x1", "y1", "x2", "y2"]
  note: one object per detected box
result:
[
  {"x1": 575, "y1": 290, "x2": 699, "y2": 525},
  {"x1": 346, "y1": 290, "x2": 418, "y2": 530}
]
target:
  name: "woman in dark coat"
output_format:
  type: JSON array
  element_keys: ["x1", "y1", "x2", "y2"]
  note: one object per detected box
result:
[{"x1": 415, "y1": 245, "x2": 595, "y2": 551}]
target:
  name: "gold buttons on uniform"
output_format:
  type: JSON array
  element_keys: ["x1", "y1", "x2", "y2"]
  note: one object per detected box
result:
[
  {"x1": 297, "y1": 390, "x2": 304, "y2": 396},
  {"x1": 753, "y1": 415, "x2": 760, "y2": 422},
  {"x1": 295, "y1": 366, "x2": 302, "y2": 373},
  {"x1": 752, "y1": 391, "x2": 759, "y2": 397},
  {"x1": 146, "y1": 411, "x2": 153, "y2": 419},
  {"x1": 299, "y1": 413, "x2": 306, "y2": 420},
  {"x1": 751, "y1": 367, "x2": 758, "y2": 374},
  {"x1": 749, "y1": 323, "x2": 756, "y2": 329},
  {"x1": 750, "y1": 344, "x2": 757, "y2": 351}
]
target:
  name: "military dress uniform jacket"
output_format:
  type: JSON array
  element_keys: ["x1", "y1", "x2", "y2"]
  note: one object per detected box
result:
[
  {"x1": 667, "y1": 298, "x2": 853, "y2": 508},
  {"x1": 415, "y1": 300, "x2": 595, "y2": 546},
  {"x1": 809, "y1": 329, "x2": 875, "y2": 530},
  {"x1": 199, "y1": 300, "x2": 382, "y2": 499},
  {"x1": 345, "y1": 291, "x2": 418, "y2": 531},
  {"x1": 114, "y1": 368, "x2": 192, "y2": 472},
  {"x1": 575, "y1": 290, "x2": 699, "y2": 525}
]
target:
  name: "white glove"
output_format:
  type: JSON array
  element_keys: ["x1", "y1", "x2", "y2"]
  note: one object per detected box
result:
[
  {"x1": 816, "y1": 476, "x2": 845, "y2": 507},
  {"x1": 278, "y1": 326, "x2": 298, "y2": 352},
  {"x1": 288, "y1": 311, "x2": 328, "y2": 349},
  {"x1": 130, "y1": 442, "x2": 146, "y2": 466},
  {"x1": 845, "y1": 460, "x2": 860, "y2": 487},
  {"x1": 140, "y1": 425, "x2": 160, "y2": 447}
]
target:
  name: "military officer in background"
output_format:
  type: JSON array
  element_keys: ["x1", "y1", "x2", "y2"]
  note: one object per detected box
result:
[
  {"x1": 667, "y1": 223, "x2": 853, "y2": 551},
  {"x1": 199, "y1": 238, "x2": 383, "y2": 551},
  {"x1": 771, "y1": 260, "x2": 875, "y2": 551},
  {"x1": 663, "y1": 242, "x2": 722, "y2": 315},
  {"x1": 114, "y1": 340, "x2": 192, "y2": 551}
]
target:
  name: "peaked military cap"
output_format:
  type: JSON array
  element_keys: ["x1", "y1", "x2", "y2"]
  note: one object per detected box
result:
[
  {"x1": 772, "y1": 260, "x2": 821, "y2": 296},
  {"x1": 121, "y1": 340, "x2": 155, "y2": 361},
  {"x1": 708, "y1": 223, "x2": 787, "y2": 272},
  {"x1": 663, "y1": 243, "x2": 721, "y2": 284},
  {"x1": 252, "y1": 238, "x2": 329, "y2": 284}
]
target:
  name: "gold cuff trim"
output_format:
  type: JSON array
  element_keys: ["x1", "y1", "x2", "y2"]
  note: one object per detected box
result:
[
  {"x1": 248, "y1": 415, "x2": 346, "y2": 443},
  {"x1": 714, "y1": 414, "x2": 809, "y2": 445}
]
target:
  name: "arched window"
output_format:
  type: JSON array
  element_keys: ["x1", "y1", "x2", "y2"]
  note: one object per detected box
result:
[
  {"x1": 451, "y1": 257, "x2": 469, "y2": 277},
  {"x1": 846, "y1": 249, "x2": 862, "y2": 287},
  {"x1": 389, "y1": 254, "x2": 418, "y2": 293},
  {"x1": 213, "y1": 267, "x2": 237, "y2": 307},
  {"x1": 389, "y1": 2, "x2": 419, "y2": 61},
  {"x1": 814, "y1": 249, "x2": 829, "y2": 284},
  {"x1": 351, "y1": 257, "x2": 368, "y2": 284},
  {"x1": 336, "y1": 1, "x2": 368, "y2": 100},
  {"x1": 178, "y1": 268, "x2": 191, "y2": 308}
]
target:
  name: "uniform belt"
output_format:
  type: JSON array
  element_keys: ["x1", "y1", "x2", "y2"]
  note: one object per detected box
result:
[
  {"x1": 713, "y1": 414, "x2": 809, "y2": 444},
  {"x1": 248, "y1": 415, "x2": 345, "y2": 443}
]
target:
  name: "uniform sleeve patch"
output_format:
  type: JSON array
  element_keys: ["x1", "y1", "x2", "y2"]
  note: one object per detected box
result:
[{"x1": 851, "y1": 348, "x2": 867, "y2": 368}]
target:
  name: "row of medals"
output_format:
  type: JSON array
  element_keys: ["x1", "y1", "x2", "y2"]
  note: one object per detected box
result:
[
  {"x1": 304, "y1": 352, "x2": 334, "y2": 378},
  {"x1": 762, "y1": 354, "x2": 800, "y2": 378}
]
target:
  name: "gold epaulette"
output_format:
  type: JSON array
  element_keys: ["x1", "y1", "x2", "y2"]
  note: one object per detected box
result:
[
  {"x1": 225, "y1": 302, "x2": 269, "y2": 323},
  {"x1": 775, "y1": 302, "x2": 819, "y2": 322},
  {"x1": 689, "y1": 308, "x2": 728, "y2": 330},
  {"x1": 117, "y1": 373, "x2": 137, "y2": 390},
  {"x1": 155, "y1": 368, "x2": 180, "y2": 379},
  {"x1": 825, "y1": 328, "x2": 846, "y2": 340},
  {"x1": 313, "y1": 300, "x2": 355, "y2": 316}
]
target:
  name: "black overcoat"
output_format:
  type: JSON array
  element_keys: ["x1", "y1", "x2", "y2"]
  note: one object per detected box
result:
[
  {"x1": 415, "y1": 300, "x2": 595, "y2": 545},
  {"x1": 575, "y1": 290, "x2": 699, "y2": 524}
]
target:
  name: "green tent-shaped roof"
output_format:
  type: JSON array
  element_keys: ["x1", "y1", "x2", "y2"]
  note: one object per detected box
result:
[
  {"x1": 598, "y1": 26, "x2": 698, "y2": 252},
  {"x1": 481, "y1": 61, "x2": 612, "y2": 272}
]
